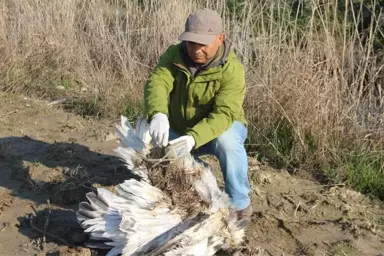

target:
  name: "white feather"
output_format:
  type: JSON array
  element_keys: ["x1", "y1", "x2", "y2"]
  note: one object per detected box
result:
[
  {"x1": 163, "y1": 237, "x2": 209, "y2": 256},
  {"x1": 194, "y1": 171, "x2": 231, "y2": 213},
  {"x1": 76, "y1": 115, "x2": 246, "y2": 256}
]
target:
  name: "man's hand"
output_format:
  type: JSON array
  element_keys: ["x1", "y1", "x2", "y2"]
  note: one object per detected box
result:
[
  {"x1": 149, "y1": 113, "x2": 169, "y2": 147},
  {"x1": 135, "y1": 117, "x2": 152, "y2": 145},
  {"x1": 181, "y1": 135, "x2": 195, "y2": 152},
  {"x1": 168, "y1": 135, "x2": 195, "y2": 153}
]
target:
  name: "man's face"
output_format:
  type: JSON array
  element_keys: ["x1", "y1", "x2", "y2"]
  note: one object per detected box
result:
[{"x1": 185, "y1": 33, "x2": 225, "y2": 64}]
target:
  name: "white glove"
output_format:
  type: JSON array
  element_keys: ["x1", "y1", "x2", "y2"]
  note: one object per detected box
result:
[
  {"x1": 135, "y1": 117, "x2": 151, "y2": 145},
  {"x1": 149, "y1": 113, "x2": 169, "y2": 147},
  {"x1": 168, "y1": 135, "x2": 195, "y2": 153}
]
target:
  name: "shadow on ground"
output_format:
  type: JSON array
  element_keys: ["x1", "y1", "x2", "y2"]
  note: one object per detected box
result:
[
  {"x1": 0, "y1": 135, "x2": 139, "y2": 254},
  {"x1": 0, "y1": 135, "x2": 139, "y2": 205}
]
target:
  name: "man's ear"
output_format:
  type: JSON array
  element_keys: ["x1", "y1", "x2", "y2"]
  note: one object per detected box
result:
[
  {"x1": 218, "y1": 33, "x2": 225, "y2": 44},
  {"x1": 219, "y1": 33, "x2": 225, "y2": 42}
]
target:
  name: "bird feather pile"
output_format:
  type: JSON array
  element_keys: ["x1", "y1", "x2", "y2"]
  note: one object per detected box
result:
[{"x1": 76, "y1": 116, "x2": 246, "y2": 255}]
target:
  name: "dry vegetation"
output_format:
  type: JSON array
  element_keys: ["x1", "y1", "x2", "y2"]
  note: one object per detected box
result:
[{"x1": 0, "y1": 0, "x2": 383, "y2": 198}]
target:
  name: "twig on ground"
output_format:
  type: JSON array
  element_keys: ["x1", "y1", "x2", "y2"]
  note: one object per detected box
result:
[
  {"x1": 0, "y1": 222, "x2": 9, "y2": 232},
  {"x1": 294, "y1": 201, "x2": 301, "y2": 217},
  {"x1": 281, "y1": 194, "x2": 297, "y2": 206},
  {"x1": 147, "y1": 149, "x2": 174, "y2": 170},
  {"x1": 300, "y1": 183, "x2": 346, "y2": 191},
  {"x1": 76, "y1": 121, "x2": 84, "y2": 129},
  {"x1": 42, "y1": 199, "x2": 52, "y2": 246},
  {"x1": 0, "y1": 110, "x2": 18, "y2": 119},
  {"x1": 47, "y1": 98, "x2": 69, "y2": 106},
  {"x1": 28, "y1": 214, "x2": 73, "y2": 248},
  {"x1": 282, "y1": 183, "x2": 346, "y2": 196},
  {"x1": 270, "y1": 213, "x2": 346, "y2": 225},
  {"x1": 30, "y1": 205, "x2": 38, "y2": 216}
]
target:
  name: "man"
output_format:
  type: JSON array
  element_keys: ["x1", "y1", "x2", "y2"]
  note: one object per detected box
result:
[{"x1": 144, "y1": 8, "x2": 252, "y2": 224}]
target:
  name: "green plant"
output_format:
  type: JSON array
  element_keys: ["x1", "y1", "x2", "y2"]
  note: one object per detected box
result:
[
  {"x1": 68, "y1": 97, "x2": 101, "y2": 117},
  {"x1": 122, "y1": 98, "x2": 144, "y2": 122},
  {"x1": 346, "y1": 151, "x2": 384, "y2": 199}
]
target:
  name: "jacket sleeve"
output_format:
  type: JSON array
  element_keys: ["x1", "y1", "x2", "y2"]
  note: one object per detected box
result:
[
  {"x1": 185, "y1": 60, "x2": 246, "y2": 148},
  {"x1": 144, "y1": 46, "x2": 175, "y2": 121}
]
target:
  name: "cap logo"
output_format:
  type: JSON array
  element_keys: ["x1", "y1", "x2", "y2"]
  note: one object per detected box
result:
[{"x1": 208, "y1": 28, "x2": 212, "y2": 32}]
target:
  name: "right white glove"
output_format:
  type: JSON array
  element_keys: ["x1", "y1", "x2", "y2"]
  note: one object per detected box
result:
[{"x1": 149, "y1": 113, "x2": 169, "y2": 147}]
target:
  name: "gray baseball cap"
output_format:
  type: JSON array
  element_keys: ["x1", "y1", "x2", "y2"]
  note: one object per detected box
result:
[{"x1": 178, "y1": 8, "x2": 223, "y2": 45}]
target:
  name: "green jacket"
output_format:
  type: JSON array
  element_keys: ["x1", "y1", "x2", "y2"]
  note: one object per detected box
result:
[{"x1": 144, "y1": 40, "x2": 247, "y2": 149}]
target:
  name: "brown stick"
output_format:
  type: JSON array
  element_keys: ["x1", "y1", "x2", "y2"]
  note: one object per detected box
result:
[
  {"x1": 0, "y1": 222, "x2": 9, "y2": 232},
  {"x1": 28, "y1": 214, "x2": 73, "y2": 247},
  {"x1": 30, "y1": 205, "x2": 38, "y2": 216},
  {"x1": 42, "y1": 199, "x2": 52, "y2": 246}
]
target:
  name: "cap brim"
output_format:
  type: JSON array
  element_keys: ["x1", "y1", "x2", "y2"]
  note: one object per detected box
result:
[{"x1": 178, "y1": 32, "x2": 216, "y2": 45}]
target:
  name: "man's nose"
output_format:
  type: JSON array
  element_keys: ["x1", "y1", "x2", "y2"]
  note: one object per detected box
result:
[
  {"x1": 190, "y1": 42, "x2": 203, "y2": 51},
  {"x1": 193, "y1": 45, "x2": 204, "y2": 53},
  {"x1": 194, "y1": 47, "x2": 202, "y2": 54}
]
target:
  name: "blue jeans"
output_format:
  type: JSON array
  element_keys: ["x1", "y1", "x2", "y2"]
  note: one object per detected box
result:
[{"x1": 169, "y1": 121, "x2": 251, "y2": 210}]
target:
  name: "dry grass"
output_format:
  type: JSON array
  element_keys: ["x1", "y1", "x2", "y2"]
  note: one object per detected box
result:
[
  {"x1": 148, "y1": 156, "x2": 208, "y2": 218},
  {"x1": 0, "y1": 0, "x2": 383, "y2": 196},
  {"x1": 0, "y1": 0, "x2": 196, "y2": 116}
]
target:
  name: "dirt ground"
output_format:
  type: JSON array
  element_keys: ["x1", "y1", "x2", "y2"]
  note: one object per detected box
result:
[{"x1": 0, "y1": 92, "x2": 383, "y2": 256}]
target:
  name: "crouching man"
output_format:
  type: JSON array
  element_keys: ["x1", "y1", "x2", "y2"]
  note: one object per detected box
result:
[{"x1": 144, "y1": 8, "x2": 252, "y2": 225}]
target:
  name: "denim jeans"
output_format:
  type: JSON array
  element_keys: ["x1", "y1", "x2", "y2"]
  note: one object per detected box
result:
[{"x1": 169, "y1": 121, "x2": 251, "y2": 210}]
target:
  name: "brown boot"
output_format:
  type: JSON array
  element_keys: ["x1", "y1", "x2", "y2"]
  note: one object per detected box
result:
[{"x1": 236, "y1": 205, "x2": 253, "y2": 229}]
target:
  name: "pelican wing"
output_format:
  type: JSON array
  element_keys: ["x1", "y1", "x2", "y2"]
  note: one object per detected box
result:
[{"x1": 76, "y1": 116, "x2": 246, "y2": 255}]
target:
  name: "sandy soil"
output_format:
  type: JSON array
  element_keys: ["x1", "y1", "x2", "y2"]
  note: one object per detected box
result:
[{"x1": 0, "y1": 92, "x2": 383, "y2": 256}]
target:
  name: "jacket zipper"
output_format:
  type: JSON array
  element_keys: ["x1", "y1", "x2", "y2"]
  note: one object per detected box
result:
[
  {"x1": 173, "y1": 63, "x2": 194, "y2": 122},
  {"x1": 173, "y1": 63, "x2": 220, "y2": 122}
]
